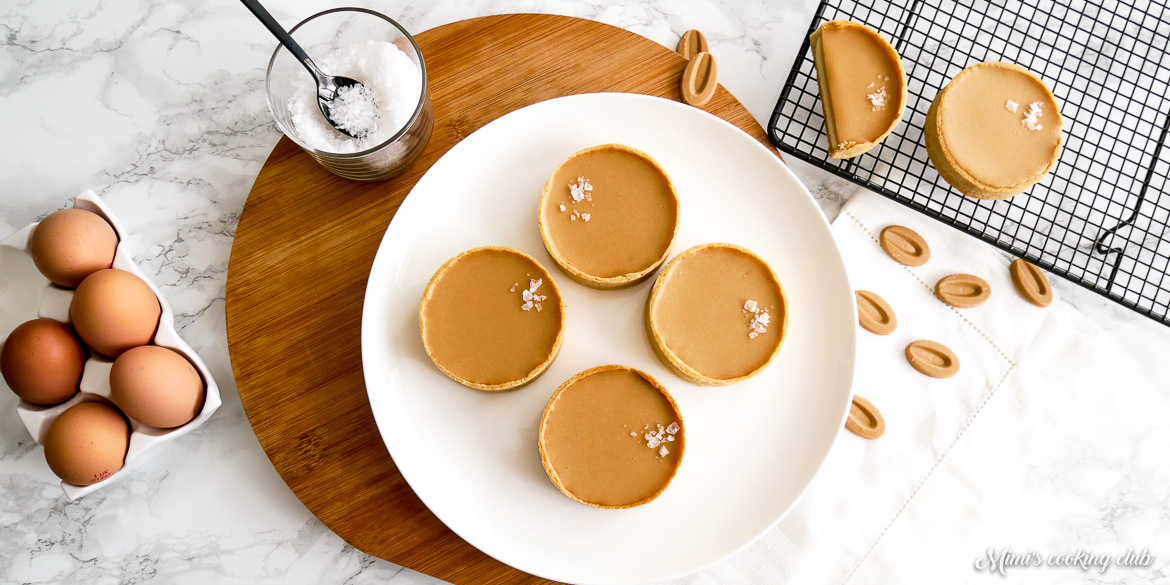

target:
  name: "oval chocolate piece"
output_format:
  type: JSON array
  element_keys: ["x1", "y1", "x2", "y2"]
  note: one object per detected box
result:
[
  {"x1": 1010, "y1": 259, "x2": 1053, "y2": 307},
  {"x1": 879, "y1": 225, "x2": 931, "y2": 267},
  {"x1": 681, "y1": 52, "x2": 718, "y2": 107},
  {"x1": 905, "y1": 340, "x2": 960, "y2": 378},
  {"x1": 856, "y1": 290, "x2": 897, "y2": 335},
  {"x1": 935, "y1": 274, "x2": 991, "y2": 308},
  {"x1": 677, "y1": 29, "x2": 710, "y2": 60},
  {"x1": 845, "y1": 395, "x2": 885, "y2": 440}
]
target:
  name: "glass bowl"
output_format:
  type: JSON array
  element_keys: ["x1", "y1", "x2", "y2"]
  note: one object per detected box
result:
[{"x1": 265, "y1": 8, "x2": 433, "y2": 181}]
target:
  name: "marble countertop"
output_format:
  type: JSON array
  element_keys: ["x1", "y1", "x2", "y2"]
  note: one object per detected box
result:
[{"x1": 2, "y1": 0, "x2": 1168, "y2": 583}]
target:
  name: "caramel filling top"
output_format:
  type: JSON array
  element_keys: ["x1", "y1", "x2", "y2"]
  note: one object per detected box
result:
[
  {"x1": 421, "y1": 249, "x2": 562, "y2": 386},
  {"x1": 651, "y1": 246, "x2": 785, "y2": 380},
  {"x1": 819, "y1": 24, "x2": 904, "y2": 145},
  {"x1": 541, "y1": 147, "x2": 677, "y2": 278},
  {"x1": 541, "y1": 367, "x2": 682, "y2": 507},
  {"x1": 937, "y1": 62, "x2": 1062, "y2": 188}
]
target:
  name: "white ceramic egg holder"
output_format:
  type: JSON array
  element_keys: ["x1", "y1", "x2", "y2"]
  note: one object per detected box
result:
[{"x1": 0, "y1": 189, "x2": 221, "y2": 499}]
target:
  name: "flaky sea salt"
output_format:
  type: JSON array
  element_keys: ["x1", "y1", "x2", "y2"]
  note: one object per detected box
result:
[
  {"x1": 1005, "y1": 99, "x2": 1019, "y2": 113},
  {"x1": 326, "y1": 83, "x2": 380, "y2": 138},
  {"x1": 519, "y1": 278, "x2": 546, "y2": 312},
  {"x1": 559, "y1": 204, "x2": 566, "y2": 212},
  {"x1": 744, "y1": 299, "x2": 770, "y2": 339},
  {"x1": 643, "y1": 422, "x2": 680, "y2": 454},
  {"x1": 580, "y1": 212, "x2": 590, "y2": 222},
  {"x1": 286, "y1": 40, "x2": 422, "y2": 154},
  {"x1": 1022, "y1": 101, "x2": 1044, "y2": 131},
  {"x1": 569, "y1": 177, "x2": 593, "y2": 203},
  {"x1": 867, "y1": 85, "x2": 888, "y2": 111}
]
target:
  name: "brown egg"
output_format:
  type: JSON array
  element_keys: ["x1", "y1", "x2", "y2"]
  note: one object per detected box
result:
[
  {"x1": 110, "y1": 345, "x2": 204, "y2": 428},
  {"x1": 29, "y1": 208, "x2": 118, "y2": 288},
  {"x1": 43, "y1": 401, "x2": 130, "y2": 486},
  {"x1": 1, "y1": 318, "x2": 86, "y2": 405},
  {"x1": 70, "y1": 269, "x2": 160, "y2": 357}
]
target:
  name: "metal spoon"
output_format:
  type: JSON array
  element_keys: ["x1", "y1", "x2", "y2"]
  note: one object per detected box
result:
[{"x1": 240, "y1": 0, "x2": 373, "y2": 139}]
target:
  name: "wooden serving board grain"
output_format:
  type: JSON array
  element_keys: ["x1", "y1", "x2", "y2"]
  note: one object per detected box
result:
[{"x1": 226, "y1": 13, "x2": 776, "y2": 585}]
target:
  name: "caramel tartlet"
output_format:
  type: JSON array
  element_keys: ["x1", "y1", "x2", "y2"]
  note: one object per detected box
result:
[
  {"x1": 810, "y1": 20, "x2": 907, "y2": 159},
  {"x1": 925, "y1": 61, "x2": 1063, "y2": 200},
  {"x1": 538, "y1": 365, "x2": 685, "y2": 509},
  {"x1": 419, "y1": 246, "x2": 565, "y2": 391},
  {"x1": 538, "y1": 144, "x2": 680, "y2": 289},
  {"x1": 646, "y1": 243, "x2": 787, "y2": 386}
]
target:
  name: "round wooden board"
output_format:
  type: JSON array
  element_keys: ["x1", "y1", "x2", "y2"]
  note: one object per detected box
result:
[{"x1": 226, "y1": 14, "x2": 776, "y2": 585}]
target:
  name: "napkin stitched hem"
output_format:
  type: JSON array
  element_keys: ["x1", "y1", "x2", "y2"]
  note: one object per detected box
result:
[
  {"x1": 839, "y1": 364, "x2": 1016, "y2": 584},
  {"x1": 837, "y1": 206, "x2": 1018, "y2": 583}
]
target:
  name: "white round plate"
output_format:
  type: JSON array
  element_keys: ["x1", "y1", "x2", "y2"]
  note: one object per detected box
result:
[{"x1": 362, "y1": 93, "x2": 856, "y2": 585}]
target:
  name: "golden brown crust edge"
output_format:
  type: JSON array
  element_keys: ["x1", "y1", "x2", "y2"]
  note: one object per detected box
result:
[
  {"x1": 537, "y1": 364, "x2": 686, "y2": 509},
  {"x1": 537, "y1": 144, "x2": 680, "y2": 290},
  {"x1": 811, "y1": 20, "x2": 908, "y2": 160},
  {"x1": 645, "y1": 243, "x2": 789, "y2": 386},
  {"x1": 418, "y1": 246, "x2": 566, "y2": 392},
  {"x1": 926, "y1": 61, "x2": 1064, "y2": 200}
]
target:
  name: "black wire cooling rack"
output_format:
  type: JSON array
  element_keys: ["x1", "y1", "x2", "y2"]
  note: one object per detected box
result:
[{"x1": 769, "y1": 0, "x2": 1170, "y2": 327}]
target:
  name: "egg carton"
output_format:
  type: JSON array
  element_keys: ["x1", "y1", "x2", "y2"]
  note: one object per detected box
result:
[{"x1": 0, "y1": 189, "x2": 221, "y2": 499}]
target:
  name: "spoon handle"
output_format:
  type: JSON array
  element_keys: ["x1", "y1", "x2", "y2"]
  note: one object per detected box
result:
[{"x1": 238, "y1": 0, "x2": 322, "y2": 80}]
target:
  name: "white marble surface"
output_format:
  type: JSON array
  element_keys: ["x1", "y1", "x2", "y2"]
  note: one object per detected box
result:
[{"x1": 1, "y1": 0, "x2": 1168, "y2": 583}]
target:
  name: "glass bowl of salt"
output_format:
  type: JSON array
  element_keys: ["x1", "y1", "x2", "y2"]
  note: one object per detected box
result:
[{"x1": 265, "y1": 7, "x2": 433, "y2": 181}]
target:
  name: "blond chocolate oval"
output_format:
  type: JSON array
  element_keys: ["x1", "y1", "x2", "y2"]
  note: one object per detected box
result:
[
  {"x1": 1010, "y1": 259, "x2": 1053, "y2": 307},
  {"x1": 845, "y1": 395, "x2": 885, "y2": 439},
  {"x1": 935, "y1": 274, "x2": 991, "y2": 308},
  {"x1": 879, "y1": 225, "x2": 930, "y2": 266},
  {"x1": 855, "y1": 290, "x2": 897, "y2": 335},
  {"x1": 677, "y1": 29, "x2": 710, "y2": 60},
  {"x1": 905, "y1": 340, "x2": 960, "y2": 378},
  {"x1": 681, "y1": 52, "x2": 718, "y2": 107}
]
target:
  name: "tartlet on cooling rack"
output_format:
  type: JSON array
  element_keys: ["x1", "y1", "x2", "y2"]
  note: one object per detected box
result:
[
  {"x1": 810, "y1": 20, "x2": 907, "y2": 159},
  {"x1": 925, "y1": 61, "x2": 1064, "y2": 200}
]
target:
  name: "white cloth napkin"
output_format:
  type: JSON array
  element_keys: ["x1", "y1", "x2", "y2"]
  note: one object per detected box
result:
[{"x1": 676, "y1": 189, "x2": 1165, "y2": 584}]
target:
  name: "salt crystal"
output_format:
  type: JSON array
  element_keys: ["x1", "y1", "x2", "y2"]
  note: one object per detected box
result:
[
  {"x1": 569, "y1": 177, "x2": 593, "y2": 203},
  {"x1": 520, "y1": 278, "x2": 545, "y2": 311},
  {"x1": 744, "y1": 300, "x2": 770, "y2": 339},
  {"x1": 867, "y1": 86, "x2": 888, "y2": 111},
  {"x1": 559, "y1": 204, "x2": 566, "y2": 212},
  {"x1": 659, "y1": 446, "x2": 669, "y2": 457},
  {"x1": 644, "y1": 421, "x2": 680, "y2": 451},
  {"x1": 580, "y1": 213, "x2": 590, "y2": 222},
  {"x1": 630, "y1": 431, "x2": 637, "y2": 437},
  {"x1": 1005, "y1": 99, "x2": 1019, "y2": 113},
  {"x1": 286, "y1": 40, "x2": 422, "y2": 154},
  {"x1": 1022, "y1": 101, "x2": 1044, "y2": 131},
  {"x1": 327, "y1": 83, "x2": 380, "y2": 138}
]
